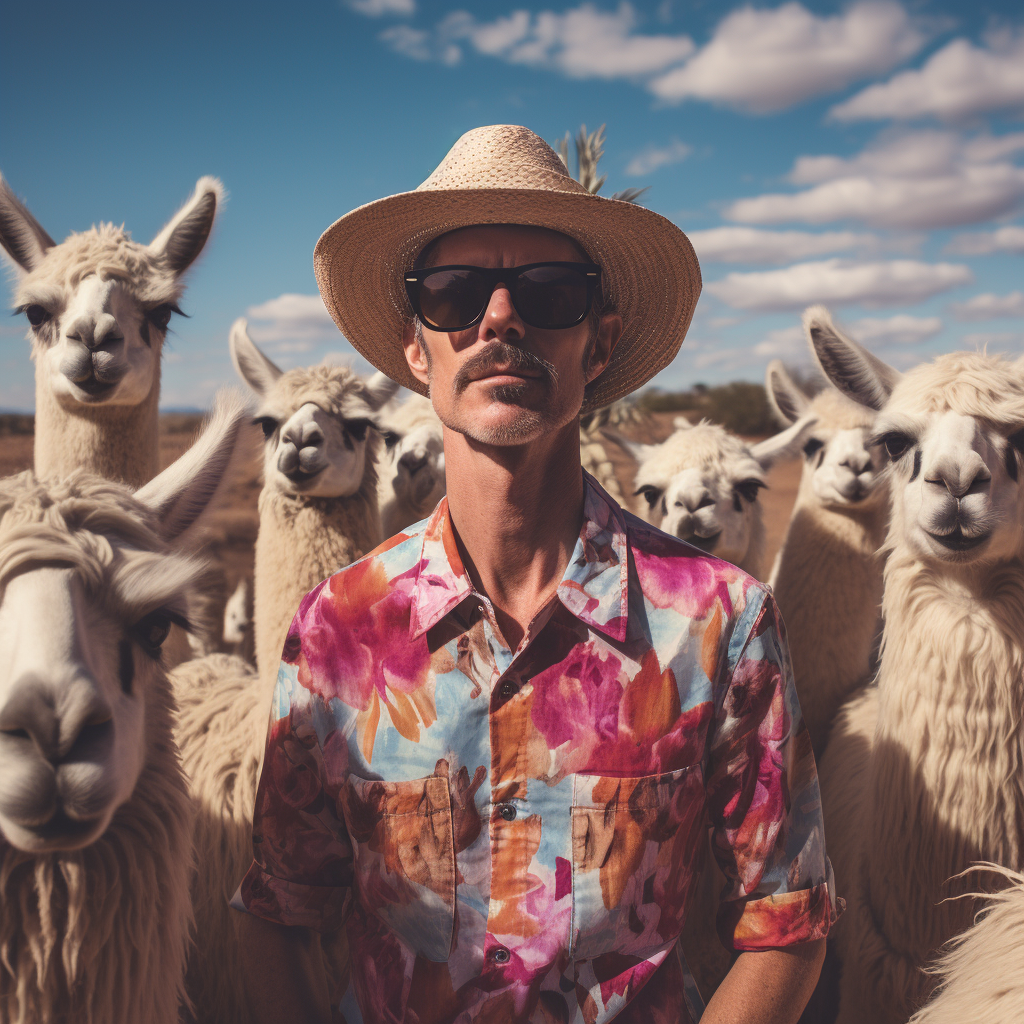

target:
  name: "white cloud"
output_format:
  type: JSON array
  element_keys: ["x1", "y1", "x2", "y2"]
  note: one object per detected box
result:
[
  {"x1": 961, "y1": 330, "x2": 1024, "y2": 348},
  {"x1": 951, "y1": 291, "x2": 1024, "y2": 320},
  {"x1": 347, "y1": 0, "x2": 415, "y2": 15},
  {"x1": 687, "y1": 226, "x2": 874, "y2": 264},
  {"x1": 380, "y1": 24, "x2": 461, "y2": 65},
  {"x1": 707, "y1": 258, "x2": 973, "y2": 311},
  {"x1": 625, "y1": 140, "x2": 691, "y2": 176},
  {"x1": 831, "y1": 31, "x2": 1024, "y2": 122},
  {"x1": 245, "y1": 293, "x2": 339, "y2": 350},
  {"x1": 648, "y1": 1, "x2": 926, "y2": 112},
  {"x1": 726, "y1": 130, "x2": 1024, "y2": 230},
  {"x1": 945, "y1": 224, "x2": 1024, "y2": 256},
  {"x1": 754, "y1": 325, "x2": 805, "y2": 359},
  {"x1": 847, "y1": 314, "x2": 942, "y2": 345}
]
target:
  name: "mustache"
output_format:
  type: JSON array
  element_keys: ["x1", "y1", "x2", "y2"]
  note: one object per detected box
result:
[{"x1": 452, "y1": 343, "x2": 558, "y2": 396}]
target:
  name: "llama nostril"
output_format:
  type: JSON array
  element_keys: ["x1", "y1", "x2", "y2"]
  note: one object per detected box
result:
[
  {"x1": 399, "y1": 451, "x2": 428, "y2": 475},
  {"x1": 0, "y1": 683, "x2": 58, "y2": 760}
]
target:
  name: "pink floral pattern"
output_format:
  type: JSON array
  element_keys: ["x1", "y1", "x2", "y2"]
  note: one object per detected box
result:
[{"x1": 235, "y1": 475, "x2": 836, "y2": 1023}]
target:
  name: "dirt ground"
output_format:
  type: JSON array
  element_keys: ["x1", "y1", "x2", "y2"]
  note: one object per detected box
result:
[{"x1": 0, "y1": 413, "x2": 801, "y2": 618}]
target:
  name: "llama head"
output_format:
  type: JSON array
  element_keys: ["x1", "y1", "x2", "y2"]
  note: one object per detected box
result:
[
  {"x1": 230, "y1": 318, "x2": 399, "y2": 499},
  {"x1": 767, "y1": 352, "x2": 883, "y2": 511},
  {"x1": 379, "y1": 394, "x2": 446, "y2": 519},
  {"x1": 0, "y1": 393, "x2": 254, "y2": 853},
  {"x1": 0, "y1": 175, "x2": 223, "y2": 410},
  {"x1": 611, "y1": 416, "x2": 814, "y2": 570},
  {"x1": 809, "y1": 307, "x2": 1024, "y2": 567},
  {"x1": 222, "y1": 577, "x2": 251, "y2": 646}
]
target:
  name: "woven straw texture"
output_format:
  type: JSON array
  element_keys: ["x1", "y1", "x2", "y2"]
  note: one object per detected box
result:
[{"x1": 313, "y1": 125, "x2": 702, "y2": 412}]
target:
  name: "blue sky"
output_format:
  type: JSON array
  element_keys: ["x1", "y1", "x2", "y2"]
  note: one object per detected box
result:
[{"x1": 2, "y1": 0, "x2": 1023, "y2": 409}]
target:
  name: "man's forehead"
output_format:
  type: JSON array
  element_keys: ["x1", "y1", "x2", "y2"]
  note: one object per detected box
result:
[{"x1": 418, "y1": 224, "x2": 591, "y2": 268}]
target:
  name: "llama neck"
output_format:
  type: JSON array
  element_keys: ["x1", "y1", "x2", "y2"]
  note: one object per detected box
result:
[
  {"x1": 864, "y1": 554, "x2": 1024, "y2": 960},
  {"x1": 0, "y1": 677, "x2": 193, "y2": 1024},
  {"x1": 254, "y1": 481, "x2": 383, "y2": 690},
  {"x1": 33, "y1": 363, "x2": 161, "y2": 488}
]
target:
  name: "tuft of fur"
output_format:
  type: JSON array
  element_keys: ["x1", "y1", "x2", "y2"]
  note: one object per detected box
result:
[
  {"x1": 0, "y1": 472, "x2": 194, "y2": 1024},
  {"x1": 910, "y1": 865, "x2": 1024, "y2": 1024}
]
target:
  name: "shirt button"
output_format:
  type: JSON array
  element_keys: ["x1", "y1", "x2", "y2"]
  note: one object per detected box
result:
[
  {"x1": 498, "y1": 679, "x2": 519, "y2": 699},
  {"x1": 498, "y1": 803, "x2": 517, "y2": 822},
  {"x1": 491, "y1": 946, "x2": 511, "y2": 964}
]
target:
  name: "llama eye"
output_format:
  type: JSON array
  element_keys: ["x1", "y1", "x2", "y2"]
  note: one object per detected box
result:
[
  {"x1": 147, "y1": 305, "x2": 173, "y2": 330},
  {"x1": 134, "y1": 611, "x2": 172, "y2": 658},
  {"x1": 634, "y1": 485, "x2": 663, "y2": 510},
  {"x1": 382, "y1": 431, "x2": 401, "y2": 449},
  {"x1": 1005, "y1": 428, "x2": 1024, "y2": 482},
  {"x1": 876, "y1": 431, "x2": 915, "y2": 461},
  {"x1": 253, "y1": 416, "x2": 278, "y2": 439},
  {"x1": 23, "y1": 304, "x2": 51, "y2": 327},
  {"x1": 345, "y1": 419, "x2": 372, "y2": 442},
  {"x1": 803, "y1": 438, "x2": 824, "y2": 460},
  {"x1": 734, "y1": 479, "x2": 765, "y2": 504}
]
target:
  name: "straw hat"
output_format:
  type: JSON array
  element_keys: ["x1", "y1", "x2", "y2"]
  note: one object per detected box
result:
[{"x1": 313, "y1": 124, "x2": 701, "y2": 412}]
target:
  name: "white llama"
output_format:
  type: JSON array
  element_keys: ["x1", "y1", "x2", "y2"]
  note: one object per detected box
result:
[
  {"x1": 810, "y1": 325, "x2": 1024, "y2": 1023},
  {"x1": 765, "y1": 326, "x2": 889, "y2": 757},
  {"x1": 910, "y1": 865, "x2": 1024, "y2": 1024},
  {"x1": 221, "y1": 575, "x2": 255, "y2": 664},
  {"x1": 0, "y1": 394, "x2": 254, "y2": 1024},
  {"x1": 609, "y1": 416, "x2": 815, "y2": 579},
  {"x1": 0, "y1": 174, "x2": 224, "y2": 487},
  {"x1": 229, "y1": 318, "x2": 398, "y2": 688}
]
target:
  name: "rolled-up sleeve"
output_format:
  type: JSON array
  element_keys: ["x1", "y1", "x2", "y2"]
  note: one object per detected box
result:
[
  {"x1": 230, "y1": 653, "x2": 353, "y2": 933},
  {"x1": 706, "y1": 585, "x2": 838, "y2": 951}
]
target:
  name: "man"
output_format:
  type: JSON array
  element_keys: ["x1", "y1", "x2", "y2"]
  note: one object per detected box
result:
[{"x1": 233, "y1": 125, "x2": 835, "y2": 1024}]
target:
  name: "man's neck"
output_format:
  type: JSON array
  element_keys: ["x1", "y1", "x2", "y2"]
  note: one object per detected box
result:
[{"x1": 443, "y1": 419, "x2": 585, "y2": 650}]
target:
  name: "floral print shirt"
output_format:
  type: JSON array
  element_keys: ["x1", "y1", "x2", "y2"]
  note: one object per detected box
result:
[{"x1": 234, "y1": 475, "x2": 835, "y2": 1023}]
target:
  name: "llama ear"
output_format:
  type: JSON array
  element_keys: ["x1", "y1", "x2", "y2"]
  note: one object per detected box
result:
[
  {"x1": 135, "y1": 390, "x2": 259, "y2": 547},
  {"x1": 766, "y1": 359, "x2": 810, "y2": 425},
  {"x1": 804, "y1": 305, "x2": 900, "y2": 412},
  {"x1": 600, "y1": 429, "x2": 651, "y2": 464},
  {"x1": 751, "y1": 414, "x2": 819, "y2": 471},
  {"x1": 364, "y1": 371, "x2": 401, "y2": 410},
  {"x1": 149, "y1": 176, "x2": 224, "y2": 274},
  {"x1": 229, "y1": 318, "x2": 283, "y2": 397},
  {"x1": 0, "y1": 174, "x2": 56, "y2": 272}
]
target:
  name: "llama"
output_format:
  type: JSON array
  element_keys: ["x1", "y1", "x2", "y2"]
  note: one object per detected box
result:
[
  {"x1": 809, "y1": 322, "x2": 1024, "y2": 1023},
  {"x1": 766, "y1": 337, "x2": 889, "y2": 757},
  {"x1": 609, "y1": 415, "x2": 815, "y2": 579},
  {"x1": 910, "y1": 865, "x2": 1024, "y2": 1024},
  {"x1": 221, "y1": 576, "x2": 255, "y2": 664},
  {"x1": 0, "y1": 394, "x2": 254, "y2": 1024},
  {"x1": 0, "y1": 174, "x2": 223, "y2": 487},
  {"x1": 377, "y1": 393, "x2": 446, "y2": 535},
  {"x1": 229, "y1": 318, "x2": 398, "y2": 688}
]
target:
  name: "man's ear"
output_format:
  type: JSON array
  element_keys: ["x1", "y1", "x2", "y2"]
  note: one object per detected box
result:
[
  {"x1": 586, "y1": 312, "x2": 623, "y2": 385},
  {"x1": 403, "y1": 320, "x2": 431, "y2": 387}
]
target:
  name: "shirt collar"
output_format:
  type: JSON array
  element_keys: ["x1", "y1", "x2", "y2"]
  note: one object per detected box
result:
[{"x1": 408, "y1": 473, "x2": 629, "y2": 643}]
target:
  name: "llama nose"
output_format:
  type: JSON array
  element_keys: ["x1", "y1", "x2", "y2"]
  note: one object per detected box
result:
[
  {"x1": 925, "y1": 450, "x2": 990, "y2": 499},
  {"x1": 65, "y1": 313, "x2": 122, "y2": 350},
  {"x1": 0, "y1": 675, "x2": 113, "y2": 764},
  {"x1": 675, "y1": 491, "x2": 714, "y2": 513},
  {"x1": 398, "y1": 450, "x2": 428, "y2": 475},
  {"x1": 840, "y1": 450, "x2": 872, "y2": 474}
]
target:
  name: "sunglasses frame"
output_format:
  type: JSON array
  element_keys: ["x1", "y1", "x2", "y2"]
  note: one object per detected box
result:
[{"x1": 404, "y1": 262, "x2": 602, "y2": 332}]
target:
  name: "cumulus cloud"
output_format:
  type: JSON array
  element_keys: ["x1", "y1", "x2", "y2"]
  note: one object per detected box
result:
[
  {"x1": 831, "y1": 30, "x2": 1024, "y2": 122},
  {"x1": 707, "y1": 258, "x2": 972, "y2": 311},
  {"x1": 348, "y1": 0, "x2": 415, "y2": 14},
  {"x1": 648, "y1": 1, "x2": 926, "y2": 113},
  {"x1": 945, "y1": 224, "x2": 1024, "y2": 256},
  {"x1": 726, "y1": 130, "x2": 1024, "y2": 230},
  {"x1": 245, "y1": 293, "x2": 339, "y2": 350},
  {"x1": 847, "y1": 314, "x2": 942, "y2": 345},
  {"x1": 951, "y1": 291, "x2": 1024, "y2": 320},
  {"x1": 687, "y1": 226, "x2": 875, "y2": 264},
  {"x1": 625, "y1": 140, "x2": 691, "y2": 176}
]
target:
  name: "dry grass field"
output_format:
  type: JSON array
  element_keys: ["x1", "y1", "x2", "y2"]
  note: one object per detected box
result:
[{"x1": 0, "y1": 411, "x2": 802, "y2": 639}]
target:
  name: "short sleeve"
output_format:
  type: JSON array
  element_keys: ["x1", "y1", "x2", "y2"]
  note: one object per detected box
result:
[
  {"x1": 705, "y1": 585, "x2": 838, "y2": 951},
  {"x1": 231, "y1": 649, "x2": 354, "y2": 933}
]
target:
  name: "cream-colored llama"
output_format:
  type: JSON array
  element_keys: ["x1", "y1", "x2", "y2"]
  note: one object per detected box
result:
[
  {"x1": 766, "y1": 333, "x2": 889, "y2": 756},
  {"x1": 810, "y1": 322, "x2": 1024, "y2": 1023},
  {"x1": 910, "y1": 865, "x2": 1024, "y2": 1024},
  {"x1": 229, "y1": 318, "x2": 398, "y2": 688},
  {"x1": 610, "y1": 416, "x2": 815, "y2": 579},
  {"x1": 0, "y1": 174, "x2": 223, "y2": 487},
  {"x1": 0, "y1": 394, "x2": 253, "y2": 1024}
]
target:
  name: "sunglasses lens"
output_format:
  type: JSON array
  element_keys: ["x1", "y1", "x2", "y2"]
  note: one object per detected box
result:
[
  {"x1": 515, "y1": 265, "x2": 591, "y2": 329},
  {"x1": 416, "y1": 269, "x2": 490, "y2": 330}
]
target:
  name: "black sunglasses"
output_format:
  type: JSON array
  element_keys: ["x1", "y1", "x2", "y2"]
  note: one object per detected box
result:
[{"x1": 404, "y1": 262, "x2": 601, "y2": 332}]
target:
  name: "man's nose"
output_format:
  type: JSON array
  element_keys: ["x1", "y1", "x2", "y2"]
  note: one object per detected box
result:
[{"x1": 480, "y1": 285, "x2": 524, "y2": 341}]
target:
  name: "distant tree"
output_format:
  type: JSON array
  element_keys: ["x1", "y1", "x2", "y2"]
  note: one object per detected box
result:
[{"x1": 555, "y1": 124, "x2": 650, "y2": 204}]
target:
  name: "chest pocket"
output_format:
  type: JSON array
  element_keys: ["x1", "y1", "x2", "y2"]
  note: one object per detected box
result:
[
  {"x1": 338, "y1": 773, "x2": 456, "y2": 962},
  {"x1": 570, "y1": 765, "x2": 706, "y2": 961}
]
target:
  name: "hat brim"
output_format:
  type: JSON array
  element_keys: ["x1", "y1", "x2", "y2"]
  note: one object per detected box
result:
[{"x1": 313, "y1": 188, "x2": 701, "y2": 413}]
